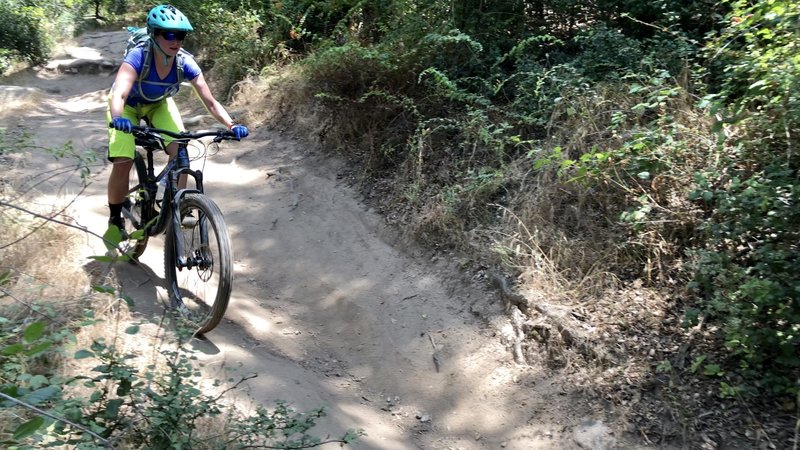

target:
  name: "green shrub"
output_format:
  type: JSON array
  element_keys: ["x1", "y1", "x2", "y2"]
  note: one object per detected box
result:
[
  {"x1": 160, "y1": 2, "x2": 271, "y2": 92},
  {"x1": 688, "y1": 0, "x2": 800, "y2": 396},
  {"x1": 0, "y1": 0, "x2": 95, "y2": 73},
  {"x1": 0, "y1": 311, "x2": 363, "y2": 448},
  {"x1": 691, "y1": 167, "x2": 800, "y2": 395},
  {"x1": 571, "y1": 26, "x2": 646, "y2": 81},
  {"x1": 0, "y1": 3, "x2": 52, "y2": 69}
]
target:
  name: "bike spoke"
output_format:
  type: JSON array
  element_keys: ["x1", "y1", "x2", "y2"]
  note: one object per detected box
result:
[{"x1": 165, "y1": 194, "x2": 232, "y2": 334}]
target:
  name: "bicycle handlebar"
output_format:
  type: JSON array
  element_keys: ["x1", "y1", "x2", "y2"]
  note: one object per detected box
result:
[{"x1": 108, "y1": 123, "x2": 242, "y2": 143}]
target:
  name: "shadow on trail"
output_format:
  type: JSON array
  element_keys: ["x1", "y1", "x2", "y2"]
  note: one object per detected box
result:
[
  {"x1": 93, "y1": 257, "x2": 226, "y2": 356},
  {"x1": 83, "y1": 258, "x2": 162, "y2": 305}
]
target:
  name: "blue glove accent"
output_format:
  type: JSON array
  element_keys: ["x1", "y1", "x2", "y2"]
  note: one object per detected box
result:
[
  {"x1": 231, "y1": 124, "x2": 249, "y2": 139},
  {"x1": 111, "y1": 117, "x2": 133, "y2": 133}
]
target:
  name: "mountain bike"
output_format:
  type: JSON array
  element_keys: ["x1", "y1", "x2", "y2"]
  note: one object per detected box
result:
[{"x1": 114, "y1": 124, "x2": 239, "y2": 334}]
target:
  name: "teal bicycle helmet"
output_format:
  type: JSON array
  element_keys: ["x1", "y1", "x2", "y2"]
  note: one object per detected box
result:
[{"x1": 146, "y1": 4, "x2": 193, "y2": 32}]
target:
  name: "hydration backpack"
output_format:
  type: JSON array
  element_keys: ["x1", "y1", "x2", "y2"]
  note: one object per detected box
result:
[{"x1": 124, "y1": 26, "x2": 188, "y2": 102}]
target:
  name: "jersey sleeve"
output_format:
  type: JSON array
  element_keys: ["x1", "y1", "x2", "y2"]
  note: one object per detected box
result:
[
  {"x1": 182, "y1": 53, "x2": 202, "y2": 81},
  {"x1": 122, "y1": 47, "x2": 145, "y2": 74}
]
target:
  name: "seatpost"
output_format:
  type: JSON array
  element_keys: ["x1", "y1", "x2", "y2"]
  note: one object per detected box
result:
[
  {"x1": 176, "y1": 145, "x2": 190, "y2": 169},
  {"x1": 146, "y1": 150, "x2": 155, "y2": 179}
]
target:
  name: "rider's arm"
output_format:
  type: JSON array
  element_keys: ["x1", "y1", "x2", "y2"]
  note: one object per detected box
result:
[
  {"x1": 189, "y1": 73, "x2": 237, "y2": 130},
  {"x1": 109, "y1": 62, "x2": 138, "y2": 118}
]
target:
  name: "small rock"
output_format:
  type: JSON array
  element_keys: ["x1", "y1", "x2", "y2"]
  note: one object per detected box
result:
[
  {"x1": 417, "y1": 413, "x2": 431, "y2": 423},
  {"x1": 573, "y1": 421, "x2": 616, "y2": 450}
]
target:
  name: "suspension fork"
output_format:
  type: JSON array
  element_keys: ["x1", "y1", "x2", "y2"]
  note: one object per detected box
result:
[{"x1": 168, "y1": 150, "x2": 206, "y2": 270}]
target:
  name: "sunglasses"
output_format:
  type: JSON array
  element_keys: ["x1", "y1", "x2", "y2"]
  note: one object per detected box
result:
[{"x1": 158, "y1": 30, "x2": 187, "y2": 41}]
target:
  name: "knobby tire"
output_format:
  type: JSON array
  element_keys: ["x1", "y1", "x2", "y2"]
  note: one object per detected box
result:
[{"x1": 165, "y1": 193, "x2": 233, "y2": 335}]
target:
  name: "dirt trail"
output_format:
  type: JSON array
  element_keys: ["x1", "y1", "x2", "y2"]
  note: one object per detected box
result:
[{"x1": 0, "y1": 31, "x2": 646, "y2": 449}]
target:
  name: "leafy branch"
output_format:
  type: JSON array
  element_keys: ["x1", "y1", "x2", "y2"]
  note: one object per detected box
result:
[{"x1": 0, "y1": 391, "x2": 114, "y2": 448}]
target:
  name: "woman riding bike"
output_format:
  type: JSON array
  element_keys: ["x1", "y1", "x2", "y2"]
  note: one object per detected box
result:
[{"x1": 106, "y1": 4, "x2": 248, "y2": 230}]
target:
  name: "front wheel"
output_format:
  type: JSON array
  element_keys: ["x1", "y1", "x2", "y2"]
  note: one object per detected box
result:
[{"x1": 164, "y1": 193, "x2": 233, "y2": 335}]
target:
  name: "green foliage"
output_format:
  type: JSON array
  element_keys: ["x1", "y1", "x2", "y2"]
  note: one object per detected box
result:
[
  {"x1": 0, "y1": 311, "x2": 86, "y2": 448},
  {"x1": 502, "y1": 63, "x2": 587, "y2": 130},
  {"x1": 707, "y1": 0, "x2": 800, "y2": 161},
  {"x1": 0, "y1": 0, "x2": 97, "y2": 72},
  {"x1": 77, "y1": 331, "x2": 226, "y2": 447},
  {"x1": 227, "y1": 401, "x2": 362, "y2": 448},
  {"x1": 419, "y1": 29, "x2": 485, "y2": 78},
  {"x1": 598, "y1": 0, "x2": 727, "y2": 41},
  {"x1": 571, "y1": 26, "x2": 647, "y2": 80},
  {"x1": 417, "y1": 67, "x2": 489, "y2": 107},
  {"x1": 304, "y1": 42, "x2": 405, "y2": 98},
  {"x1": 0, "y1": 305, "x2": 362, "y2": 448},
  {"x1": 450, "y1": 0, "x2": 525, "y2": 54},
  {"x1": 690, "y1": 168, "x2": 800, "y2": 394},
  {"x1": 0, "y1": 3, "x2": 52, "y2": 71},
  {"x1": 685, "y1": 0, "x2": 800, "y2": 397},
  {"x1": 169, "y1": 0, "x2": 409, "y2": 90},
  {"x1": 181, "y1": 3, "x2": 273, "y2": 90}
]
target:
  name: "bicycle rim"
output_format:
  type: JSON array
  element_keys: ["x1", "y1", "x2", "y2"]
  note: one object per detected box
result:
[
  {"x1": 164, "y1": 193, "x2": 232, "y2": 334},
  {"x1": 120, "y1": 153, "x2": 151, "y2": 259}
]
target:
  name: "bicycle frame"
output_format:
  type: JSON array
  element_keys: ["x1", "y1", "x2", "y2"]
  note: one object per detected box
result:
[{"x1": 134, "y1": 141, "x2": 207, "y2": 270}]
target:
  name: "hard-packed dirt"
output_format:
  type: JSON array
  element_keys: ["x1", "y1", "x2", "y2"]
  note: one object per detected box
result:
[{"x1": 0, "y1": 30, "x2": 657, "y2": 449}]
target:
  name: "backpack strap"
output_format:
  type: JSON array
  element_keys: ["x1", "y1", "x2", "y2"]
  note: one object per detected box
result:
[
  {"x1": 135, "y1": 42, "x2": 189, "y2": 103},
  {"x1": 139, "y1": 40, "x2": 152, "y2": 81},
  {"x1": 175, "y1": 49, "x2": 187, "y2": 85}
]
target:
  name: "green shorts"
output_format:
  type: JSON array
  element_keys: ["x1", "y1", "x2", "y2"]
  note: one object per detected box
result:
[{"x1": 107, "y1": 96, "x2": 185, "y2": 161}]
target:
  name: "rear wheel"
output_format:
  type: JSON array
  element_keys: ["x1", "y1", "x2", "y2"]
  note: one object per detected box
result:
[
  {"x1": 164, "y1": 193, "x2": 232, "y2": 335},
  {"x1": 120, "y1": 153, "x2": 152, "y2": 259}
]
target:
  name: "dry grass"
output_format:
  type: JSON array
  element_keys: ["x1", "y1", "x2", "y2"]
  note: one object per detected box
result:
[
  {"x1": 0, "y1": 194, "x2": 89, "y2": 307},
  {"x1": 0, "y1": 194, "x2": 96, "y2": 443},
  {"x1": 0, "y1": 86, "x2": 43, "y2": 121},
  {"x1": 211, "y1": 66, "x2": 328, "y2": 145}
]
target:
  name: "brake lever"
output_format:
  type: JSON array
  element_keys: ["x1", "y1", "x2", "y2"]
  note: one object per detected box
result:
[{"x1": 213, "y1": 132, "x2": 238, "y2": 143}]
